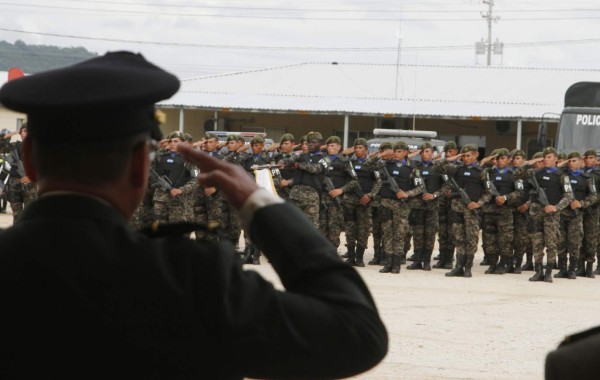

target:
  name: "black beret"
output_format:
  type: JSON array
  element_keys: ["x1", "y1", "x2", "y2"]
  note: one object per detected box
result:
[{"x1": 0, "y1": 51, "x2": 180, "y2": 142}]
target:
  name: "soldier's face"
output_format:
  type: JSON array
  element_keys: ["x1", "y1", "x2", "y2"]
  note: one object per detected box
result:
[
  {"x1": 496, "y1": 156, "x2": 509, "y2": 169},
  {"x1": 301, "y1": 141, "x2": 309, "y2": 153},
  {"x1": 354, "y1": 145, "x2": 367, "y2": 158},
  {"x1": 446, "y1": 148, "x2": 458, "y2": 157},
  {"x1": 462, "y1": 150, "x2": 479, "y2": 165},
  {"x1": 169, "y1": 137, "x2": 181, "y2": 151},
  {"x1": 420, "y1": 148, "x2": 433, "y2": 161},
  {"x1": 19, "y1": 127, "x2": 27, "y2": 140},
  {"x1": 326, "y1": 143, "x2": 341, "y2": 155},
  {"x1": 226, "y1": 140, "x2": 237, "y2": 151},
  {"x1": 205, "y1": 138, "x2": 218, "y2": 152},
  {"x1": 543, "y1": 153, "x2": 558, "y2": 168},
  {"x1": 568, "y1": 157, "x2": 582, "y2": 171},
  {"x1": 307, "y1": 139, "x2": 321, "y2": 153},
  {"x1": 512, "y1": 156, "x2": 524, "y2": 167},
  {"x1": 394, "y1": 149, "x2": 408, "y2": 160},
  {"x1": 584, "y1": 155, "x2": 597, "y2": 168},
  {"x1": 280, "y1": 140, "x2": 294, "y2": 153},
  {"x1": 251, "y1": 143, "x2": 264, "y2": 155}
]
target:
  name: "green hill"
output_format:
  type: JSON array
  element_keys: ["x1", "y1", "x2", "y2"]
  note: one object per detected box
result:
[{"x1": 0, "y1": 40, "x2": 97, "y2": 73}]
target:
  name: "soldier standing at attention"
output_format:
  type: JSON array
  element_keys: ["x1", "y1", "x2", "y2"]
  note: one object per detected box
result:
[
  {"x1": 555, "y1": 151, "x2": 597, "y2": 279},
  {"x1": 271, "y1": 133, "x2": 296, "y2": 199},
  {"x1": 433, "y1": 141, "x2": 458, "y2": 269},
  {"x1": 221, "y1": 134, "x2": 247, "y2": 251},
  {"x1": 516, "y1": 147, "x2": 573, "y2": 283},
  {"x1": 480, "y1": 148, "x2": 524, "y2": 274},
  {"x1": 194, "y1": 133, "x2": 224, "y2": 242},
  {"x1": 343, "y1": 138, "x2": 381, "y2": 267},
  {"x1": 367, "y1": 142, "x2": 393, "y2": 266},
  {"x1": 406, "y1": 142, "x2": 445, "y2": 271},
  {"x1": 153, "y1": 131, "x2": 197, "y2": 228},
  {"x1": 581, "y1": 150, "x2": 600, "y2": 276},
  {"x1": 320, "y1": 136, "x2": 350, "y2": 253},
  {"x1": 378, "y1": 141, "x2": 424, "y2": 274},
  {"x1": 435, "y1": 144, "x2": 485, "y2": 278},
  {"x1": 286, "y1": 131, "x2": 326, "y2": 227},
  {"x1": 510, "y1": 149, "x2": 532, "y2": 273},
  {"x1": 1, "y1": 124, "x2": 38, "y2": 221}
]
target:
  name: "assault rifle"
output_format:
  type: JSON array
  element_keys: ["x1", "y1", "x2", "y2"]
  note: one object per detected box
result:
[
  {"x1": 527, "y1": 169, "x2": 550, "y2": 207},
  {"x1": 347, "y1": 161, "x2": 365, "y2": 198},
  {"x1": 448, "y1": 176, "x2": 473, "y2": 207},
  {"x1": 150, "y1": 168, "x2": 184, "y2": 204},
  {"x1": 379, "y1": 162, "x2": 401, "y2": 194},
  {"x1": 485, "y1": 171, "x2": 501, "y2": 197},
  {"x1": 323, "y1": 176, "x2": 343, "y2": 208}
]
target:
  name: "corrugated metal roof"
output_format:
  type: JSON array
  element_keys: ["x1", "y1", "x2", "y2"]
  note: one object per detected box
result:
[{"x1": 161, "y1": 63, "x2": 600, "y2": 121}]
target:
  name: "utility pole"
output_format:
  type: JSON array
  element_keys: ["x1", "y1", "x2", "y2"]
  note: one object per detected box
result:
[{"x1": 475, "y1": 0, "x2": 502, "y2": 66}]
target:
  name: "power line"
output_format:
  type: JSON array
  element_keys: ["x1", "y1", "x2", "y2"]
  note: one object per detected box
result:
[{"x1": 2, "y1": 27, "x2": 600, "y2": 52}]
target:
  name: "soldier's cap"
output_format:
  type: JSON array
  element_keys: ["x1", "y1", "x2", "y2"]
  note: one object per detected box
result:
[
  {"x1": 567, "y1": 151, "x2": 582, "y2": 160},
  {"x1": 584, "y1": 149, "x2": 597, "y2": 157},
  {"x1": 204, "y1": 133, "x2": 218, "y2": 141},
  {"x1": 325, "y1": 136, "x2": 341, "y2": 145},
  {"x1": 490, "y1": 149, "x2": 500, "y2": 156},
  {"x1": 183, "y1": 133, "x2": 193, "y2": 142},
  {"x1": 495, "y1": 148, "x2": 510, "y2": 157},
  {"x1": 419, "y1": 142, "x2": 433, "y2": 151},
  {"x1": 511, "y1": 149, "x2": 526, "y2": 158},
  {"x1": 444, "y1": 140, "x2": 458, "y2": 151},
  {"x1": 299, "y1": 135, "x2": 308, "y2": 143},
  {"x1": 0, "y1": 51, "x2": 179, "y2": 142},
  {"x1": 532, "y1": 152, "x2": 543, "y2": 159},
  {"x1": 379, "y1": 142, "x2": 393, "y2": 151},
  {"x1": 237, "y1": 136, "x2": 246, "y2": 143},
  {"x1": 279, "y1": 133, "x2": 294, "y2": 144},
  {"x1": 353, "y1": 137, "x2": 368, "y2": 147},
  {"x1": 167, "y1": 131, "x2": 184, "y2": 140},
  {"x1": 461, "y1": 144, "x2": 478, "y2": 153},
  {"x1": 393, "y1": 141, "x2": 408, "y2": 151},
  {"x1": 306, "y1": 131, "x2": 323, "y2": 141},
  {"x1": 226, "y1": 134, "x2": 238, "y2": 142},
  {"x1": 558, "y1": 152, "x2": 566, "y2": 160},
  {"x1": 251, "y1": 135, "x2": 264, "y2": 145},
  {"x1": 542, "y1": 147, "x2": 557, "y2": 156}
]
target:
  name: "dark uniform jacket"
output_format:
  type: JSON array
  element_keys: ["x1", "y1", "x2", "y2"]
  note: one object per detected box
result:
[
  {"x1": 0, "y1": 194, "x2": 387, "y2": 379},
  {"x1": 546, "y1": 326, "x2": 600, "y2": 380}
]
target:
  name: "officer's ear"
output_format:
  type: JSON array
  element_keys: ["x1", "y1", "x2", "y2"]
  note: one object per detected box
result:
[{"x1": 22, "y1": 137, "x2": 37, "y2": 183}]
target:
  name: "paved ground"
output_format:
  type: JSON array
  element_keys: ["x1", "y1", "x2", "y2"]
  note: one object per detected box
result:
[{"x1": 3, "y1": 207, "x2": 600, "y2": 379}]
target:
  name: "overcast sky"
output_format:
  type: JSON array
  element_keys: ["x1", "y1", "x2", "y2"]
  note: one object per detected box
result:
[{"x1": 1, "y1": 0, "x2": 599, "y2": 79}]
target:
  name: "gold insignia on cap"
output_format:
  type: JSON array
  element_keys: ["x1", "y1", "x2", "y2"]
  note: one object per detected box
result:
[{"x1": 155, "y1": 109, "x2": 167, "y2": 125}]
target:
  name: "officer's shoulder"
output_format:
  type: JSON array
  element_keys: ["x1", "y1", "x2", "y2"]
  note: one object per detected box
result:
[{"x1": 557, "y1": 325, "x2": 600, "y2": 348}]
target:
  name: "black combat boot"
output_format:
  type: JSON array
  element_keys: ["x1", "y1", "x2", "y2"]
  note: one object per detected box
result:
[
  {"x1": 379, "y1": 254, "x2": 393, "y2": 273},
  {"x1": 522, "y1": 252, "x2": 534, "y2": 271},
  {"x1": 242, "y1": 246, "x2": 254, "y2": 265},
  {"x1": 567, "y1": 257, "x2": 577, "y2": 279},
  {"x1": 586, "y1": 261, "x2": 595, "y2": 279},
  {"x1": 406, "y1": 250, "x2": 422, "y2": 270},
  {"x1": 344, "y1": 246, "x2": 356, "y2": 265},
  {"x1": 391, "y1": 255, "x2": 401, "y2": 274},
  {"x1": 252, "y1": 248, "x2": 261, "y2": 265},
  {"x1": 485, "y1": 254, "x2": 499, "y2": 274},
  {"x1": 480, "y1": 253, "x2": 490, "y2": 266},
  {"x1": 513, "y1": 256, "x2": 523, "y2": 274},
  {"x1": 433, "y1": 252, "x2": 441, "y2": 261},
  {"x1": 554, "y1": 256, "x2": 568, "y2": 278},
  {"x1": 494, "y1": 256, "x2": 508, "y2": 275},
  {"x1": 506, "y1": 256, "x2": 515, "y2": 273},
  {"x1": 422, "y1": 249, "x2": 432, "y2": 271},
  {"x1": 432, "y1": 249, "x2": 446, "y2": 269},
  {"x1": 594, "y1": 255, "x2": 600, "y2": 275},
  {"x1": 407, "y1": 251, "x2": 418, "y2": 262},
  {"x1": 576, "y1": 257, "x2": 586, "y2": 277},
  {"x1": 354, "y1": 247, "x2": 366, "y2": 268},
  {"x1": 368, "y1": 245, "x2": 381, "y2": 265},
  {"x1": 529, "y1": 263, "x2": 544, "y2": 282},
  {"x1": 445, "y1": 254, "x2": 465, "y2": 277},
  {"x1": 443, "y1": 248, "x2": 455, "y2": 270},
  {"x1": 463, "y1": 254, "x2": 474, "y2": 278},
  {"x1": 399, "y1": 253, "x2": 407, "y2": 265},
  {"x1": 544, "y1": 261, "x2": 553, "y2": 282}
]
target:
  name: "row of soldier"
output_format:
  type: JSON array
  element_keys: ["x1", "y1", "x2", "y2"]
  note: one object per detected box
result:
[{"x1": 4, "y1": 124, "x2": 599, "y2": 284}]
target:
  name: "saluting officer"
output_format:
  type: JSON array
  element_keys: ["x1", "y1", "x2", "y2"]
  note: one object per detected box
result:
[
  {"x1": 581, "y1": 149, "x2": 600, "y2": 276},
  {"x1": 271, "y1": 133, "x2": 296, "y2": 199}
]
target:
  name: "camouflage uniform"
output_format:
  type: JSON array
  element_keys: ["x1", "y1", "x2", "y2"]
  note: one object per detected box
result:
[
  {"x1": 434, "y1": 184, "x2": 455, "y2": 269},
  {"x1": 406, "y1": 160, "x2": 445, "y2": 271},
  {"x1": 194, "y1": 150, "x2": 224, "y2": 242},
  {"x1": 582, "y1": 165, "x2": 600, "y2": 275},
  {"x1": 3, "y1": 140, "x2": 38, "y2": 222},
  {"x1": 481, "y1": 162, "x2": 523, "y2": 274},
  {"x1": 378, "y1": 156, "x2": 424, "y2": 274},
  {"x1": 130, "y1": 177, "x2": 155, "y2": 231},
  {"x1": 516, "y1": 160, "x2": 573, "y2": 282},
  {"x1": 343, "y1": 154, "x2": 382, "y2": 266},
  {"x1": 271, "y1": 151, "x2": 295, "y2": 200},
  {"x1": 320, "y1": 153, "x2": 350, "y2": 250},
  {"x1": 153, "y1": 150, "x2": 197, "y2": 227},
  {"x1": 286, "y1": 150, "x2": 326, "y2": 228},
  {"x1": 222, "y1": 149, "x2": 246, "y2": 248},
  {"x1": 557, "y1": 168, "x2": 597, "y2": 278}
]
